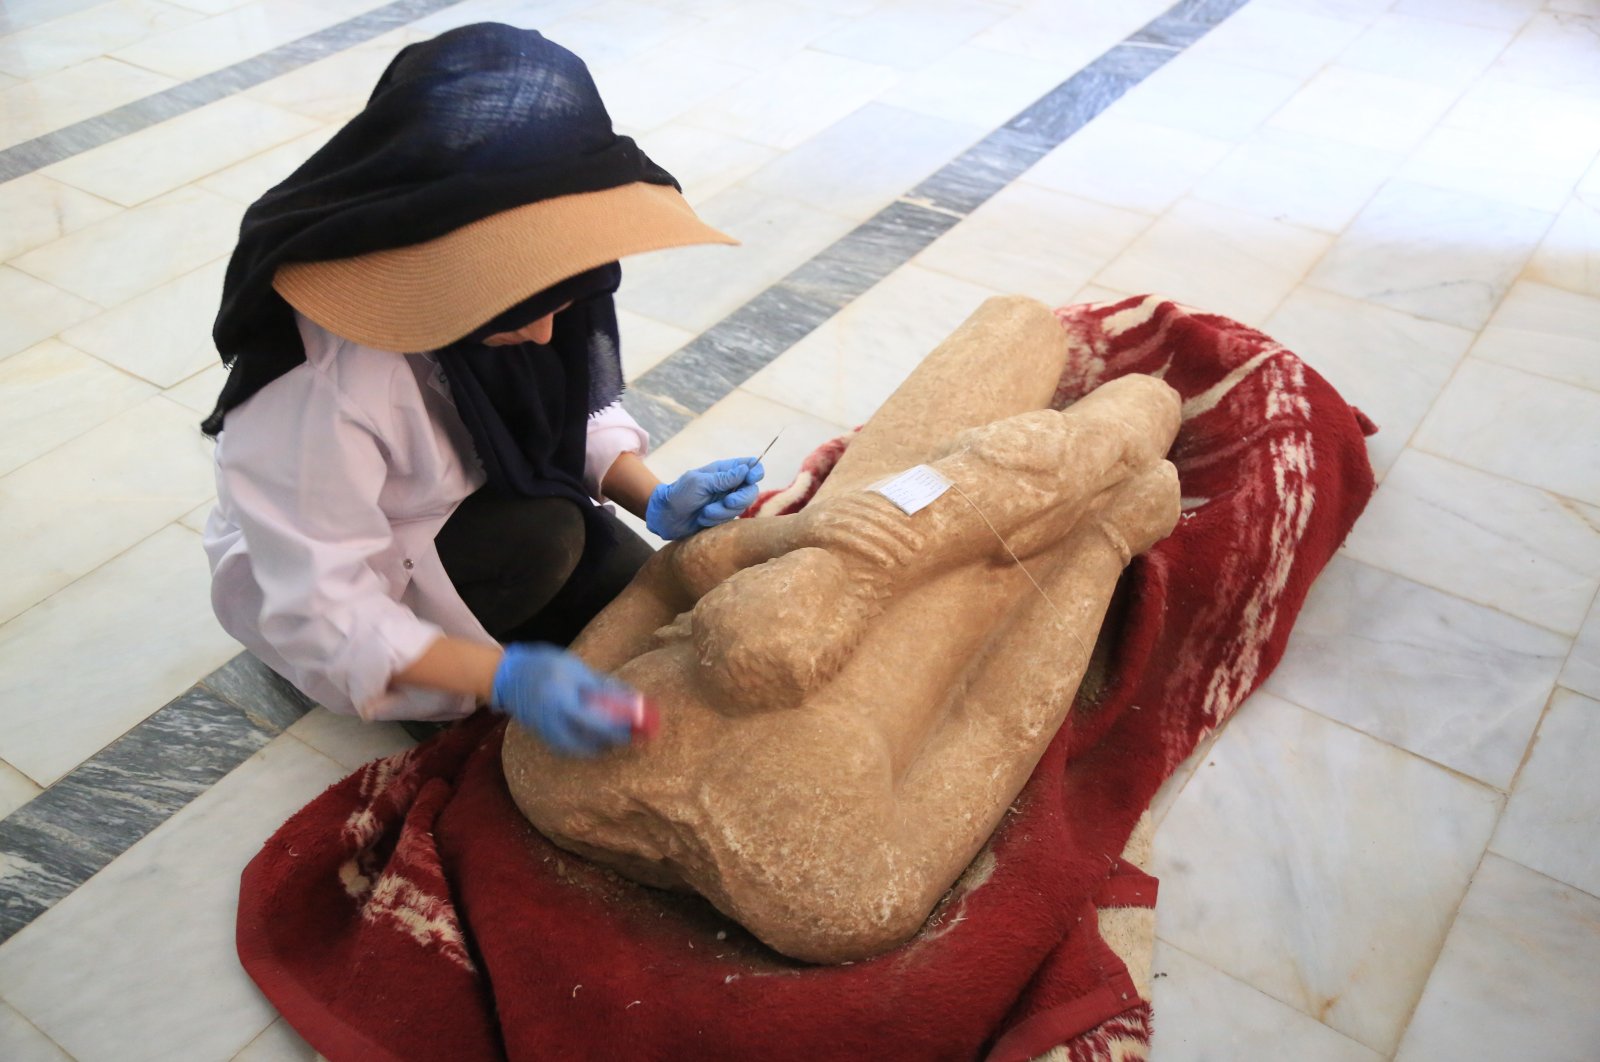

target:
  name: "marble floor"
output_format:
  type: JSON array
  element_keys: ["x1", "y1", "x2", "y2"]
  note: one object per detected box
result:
[{"x1": 1, "y1": 0, "x2": 1598, "y2": 1058}]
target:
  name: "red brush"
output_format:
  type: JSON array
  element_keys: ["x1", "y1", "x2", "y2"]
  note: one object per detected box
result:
[{"x1": 593, "y1": 691, "x2": 661, "y2": 742}]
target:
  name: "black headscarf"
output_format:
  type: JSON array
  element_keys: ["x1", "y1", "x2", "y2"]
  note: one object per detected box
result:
[{"x1": 203, "y1": 23, "x2": 675, "y2": 507}]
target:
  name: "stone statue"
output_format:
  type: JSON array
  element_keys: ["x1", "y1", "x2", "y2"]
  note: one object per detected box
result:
[{"x1": 503, "y1": 295, "x2": 1182, "y2": 964}]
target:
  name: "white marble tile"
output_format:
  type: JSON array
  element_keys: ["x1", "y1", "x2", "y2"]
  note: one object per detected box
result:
[
  {"x1": 1470, "y1": 280, "x2": 1600, "y2": 391},
  {"x1": 1189, "y1": 128, "x2": 1399, "y2": 233},
  {"x1": 541, "y1": 0, "x2": 703, "y2": 72},
  {"x1": 1022, "y1": 114, "x2": 1234, "y2": 217},
  {"x1": 109, "y1": 0, "x2": 349, "y2": 80},
  {"x1": 743, "y1": 264, "x2": 1003, "y2": 427},
  {"x1": 972, "y1": 0, "x2": 1168, "y2": 66},
  {"x1": 742, "y1": 102, "x2": 982, "y2": 220},
  {"x1": 287, "y1": 709, "x2": 414, "y2": 771},
  {"x1": 1492, "y1": 688, "x2": 1600, "y2": 896},
  {"x1": 1340, "y1": 12, "x2": 1516, "y2": 90},
  {"x1": 617, "y1": 309, "x2": 692, "y2": 378},
  {"x1": 0, "y1": 999, "x2": 70, "y2": 1062},
  {"x1": 1261, "y1": 289, "x2": 1473, "y2": 478},
  {"x1": 1068, "y1": 282, "x2": 1134, "y2": 305},
  {"x1": 45, "y1": 97, "x2": 318, "y2": 208},
  {"x1": 163, "y1": 361, "x2": 229, "y2": 415},
  {"x1": 0, "y1": 267, "x2": 99, "y2": 362},
  {"x1": 1149, "y1": 941, "x2": 1384, "y2": 1062},
  {"x1": 0, "y1": 58, "x2": 177, "y2": 150},
  {"x1": 1266, "y1": 66, "x2": 1458, "y2": 154},
  {"x1": 915, "y1": 181, "x2": 1151, "y2": 305},
  {"x1": 809, "y1": 0, "x2": 1009, "y2": 70},
  {"x1": 0, "y1": 524, "x2": 239, "y2": 786},
  {"x1": 591, "y1": 49, "x2": 755, "y2": 132},
  {"x1": 1094, "y1": 197, "x2": 1332, "y2": 326},
  {"x1": 0, "y1": 758, "x2": 41, "y2": 821},
  {"x1": 1154, "y1": 692, "x2": 1503, "y2": 1055},
  {"x1": 163, "y1": 0, "x2": 262, "y2": 12},
  {"x1": 1414, "y1": 358, "x2": 1600, "y2": 505},
  {"x1": 1561, "y1": 594, "x2": 1600, "y2": 700},
  {"x1": 198, "y1": 126, "x2": 338, "y2": 204},
  {"x1": 0, "y1": 338, "x2": 157, "y2": 477},
  {"x1": 1399, "y1": 80, "x2": 1600, "y2": 212},
  {"x1": 1488, "y1": 9, "x2": 1600, "y2": 99},
  {"x1": 1391, "y1": 0, "x2": 1545, "y2": 31},
  {"x1": 10, "y1": 185, "x2": 242, "y2": 308},
  {"x1": 59, "y1": 258, "x2": 228, "y2": 387},
  {"x1": 1524, "y1": 196, "x2": 1600, "y2": 298},
  {"x1": 403, "y1": 0, "x2": 588, "y2": 38},
  {"x1": 673, "y1": 2, "x2": 850, "y2": 67},
  {"x1": 633, "y1": 122, "x2": 778, "y2": 206},
  {"x1": 1308, "y1": 180, "x2": 1555, "y2": 330},
  {"x1": 680, "y1": 48, "x2": 900, "y2": 151},
  {"x1": 1395, "y1": 854, "x2": 1600, "y2": 1060},
  {"x1": 1265, "y1": 554, "x2": 1569, "y2": 787},
  {"x1": 616, "y1": 184, "x2": 856, "y2": 333},
  {"x1": 0, "y1": 174, "x2": 121, "y2": 263},
  {"x1": 0, "y1": 396, "x2": 216, "y2": 626},
  {"x1": 1186, "y1": 2, "x2": 1368, "y2": 78},
  {"x1": 243, "y1": 33, "x2": 403, "y2": 122},
  {"x1": 1149, "y1": 728, "x2": 1223, "y2": 832},
  {"x1": 1112, "y1": 56, "x2": 1304, "y2": 142},
  {"x1": 231, "y1": 1017, "x2": 318, "y2": 1062},
  {"x1": 874, "y1": 43, "x2": 1066, "y2": 131},
  {"x1": 179, "y1": 499, "x2": 217, "y2": 534},
  {"x1": 0, "y1": 735, "x2": 347, "y2": 1062},
  {"x1": 1254, "y1": 0, "x2": 1397, "y2": 20},
  {"x1": 1579, "y1": 144, "x2": 1600, "y2": 206},
  {"x1": 1343, "y1": 449, "x2": 1600, "y2": 634},
  {"x1": 0, "y1": 0, "x2": 201, "y2": 79}
]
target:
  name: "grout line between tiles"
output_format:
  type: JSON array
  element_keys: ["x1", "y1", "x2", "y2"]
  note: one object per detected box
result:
[
  {"x1": 0, "y1": 0, "x2": 1259, "y2": 943},
  {"x1": 1328, "y1": 541, "x2": 1593, "y2": 640},
  {"x1": 0, "y1": 0, "x2": 475, "y2": 182},
  {"x1": 1151, "y1": 933, "x2": 1389, "y2": 1057},
  {"x1": 0, "y1": 988, "x2": 78, "y2": 1060},
  {"x1": 1388, "y1": 841, "x2": 1495, "y2": 1058},
  {"x1": 1258, "y1": 679, "x2": 1522, "y2": 797}
]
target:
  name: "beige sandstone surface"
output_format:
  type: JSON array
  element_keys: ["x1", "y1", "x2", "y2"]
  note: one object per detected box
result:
[{"x1": 504, "y1": 295, "x2": 1182, "y2": 964}]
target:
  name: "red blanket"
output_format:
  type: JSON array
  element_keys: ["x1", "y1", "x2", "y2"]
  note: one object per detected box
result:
[{"x1": 237, "y1": 296, "x2": 1376, "y2": 1061}]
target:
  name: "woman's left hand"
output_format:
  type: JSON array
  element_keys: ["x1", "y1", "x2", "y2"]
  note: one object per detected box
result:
[{"x1": 645, "y1": 458, "x2": 765, "y2": 540}]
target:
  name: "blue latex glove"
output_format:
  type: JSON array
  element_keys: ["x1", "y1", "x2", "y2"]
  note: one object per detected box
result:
[
  {"x1": 645, "y1": 457, "x2": 765, "y2": 540},
  {"x1": 490, "y1": 643, "x2": 636, "y2": 758}
]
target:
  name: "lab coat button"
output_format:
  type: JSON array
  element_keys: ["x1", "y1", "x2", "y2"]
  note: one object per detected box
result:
[{"x1": 403, "y1": 559, "x2": 414, "y2": 570}]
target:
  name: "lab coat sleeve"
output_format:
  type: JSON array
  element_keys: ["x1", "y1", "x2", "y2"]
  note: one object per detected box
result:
[
  {"x1": 217, "y1": 367, "x2": 445, "y2": 720},
  {"x1": 582, "y1": 400, "x2": 650, "y2": 500}
]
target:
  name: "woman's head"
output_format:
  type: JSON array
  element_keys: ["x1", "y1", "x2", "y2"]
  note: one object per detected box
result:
[
  {"x1": 207, "y1": 24, "x2": 732, "y2": 432},
  {"x1": 482, "y1": 302, "x2": 570, "y2": 347}
]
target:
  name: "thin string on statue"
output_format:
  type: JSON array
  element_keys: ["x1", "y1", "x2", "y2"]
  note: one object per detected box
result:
[{"x1": 945, "y1": 480, "x2": 1092, "y2": 662}]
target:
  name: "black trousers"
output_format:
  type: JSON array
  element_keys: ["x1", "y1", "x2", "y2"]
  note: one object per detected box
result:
[{"x1": 433, "y1": 490, "x2": 655, "y2": 648}]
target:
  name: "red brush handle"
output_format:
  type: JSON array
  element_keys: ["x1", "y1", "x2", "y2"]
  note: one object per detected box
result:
[{"x1": 593, "y1": 692, "x2": 662, "y2": 742}]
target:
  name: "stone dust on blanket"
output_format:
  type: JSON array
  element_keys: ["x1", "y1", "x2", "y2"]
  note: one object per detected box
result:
[{"x1": 235, "y1": 294, "x2": 1377, "y2": 1062}]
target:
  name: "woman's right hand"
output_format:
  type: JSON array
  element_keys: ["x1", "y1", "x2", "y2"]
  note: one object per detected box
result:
[{"x1": 491, "y1": 643, "x2": 637, "y2": 757}]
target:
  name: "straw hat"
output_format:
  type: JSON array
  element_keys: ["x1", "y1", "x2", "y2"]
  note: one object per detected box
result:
[{"x1": 273, "y1": 181, "x2": 735, "y2": 352}]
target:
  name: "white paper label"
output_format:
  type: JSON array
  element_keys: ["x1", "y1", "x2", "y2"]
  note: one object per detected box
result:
[{"x1": 871, "y1": 464, "x2": 952, "y2": 515}]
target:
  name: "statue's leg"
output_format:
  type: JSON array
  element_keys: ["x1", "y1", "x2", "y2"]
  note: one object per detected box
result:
[
  {"x1": 697, "y1": 463, "x2": 1179, "y2": 964},
  {"x1": 815, "y1": 295, "x2": 1070, "y2": 500},
  {"x1": 896, "y1": 462, "x2": 1178, "y2": 859}
]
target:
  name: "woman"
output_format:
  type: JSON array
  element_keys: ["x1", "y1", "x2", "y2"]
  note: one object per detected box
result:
[{"x1": 201, "y1": 24, "x2": 761, "y2": 757}]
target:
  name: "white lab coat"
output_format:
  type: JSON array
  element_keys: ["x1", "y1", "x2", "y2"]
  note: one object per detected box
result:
[{"x1": 202, "y1": 313, "x2": 648, "y2": 721}]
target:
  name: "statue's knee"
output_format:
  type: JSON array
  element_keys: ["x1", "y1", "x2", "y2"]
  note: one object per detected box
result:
[{"x1": 691, "y1": 548, "x2": 872, "y2": 712}]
